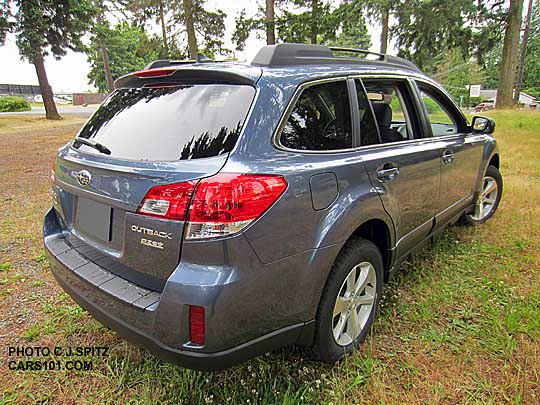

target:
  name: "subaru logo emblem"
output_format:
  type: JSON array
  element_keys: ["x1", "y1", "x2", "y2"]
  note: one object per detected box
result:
[{"x1": 77, "y1": 170, "x2": 92, "y2": 187}]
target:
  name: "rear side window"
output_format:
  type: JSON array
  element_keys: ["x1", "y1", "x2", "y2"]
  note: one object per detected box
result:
[
  {"x1": 74, "y1": 84, "x2": 255, "y2": 161},
  {"x1": 280, "y1": 80, "x2": 352, "y2": 151}
]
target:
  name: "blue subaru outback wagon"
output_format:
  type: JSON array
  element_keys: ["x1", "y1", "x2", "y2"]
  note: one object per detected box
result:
[{"x1": 44, "y1": 44, "x2": 502, "y2": 370}]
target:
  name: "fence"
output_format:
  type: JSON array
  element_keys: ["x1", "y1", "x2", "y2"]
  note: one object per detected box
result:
[{"x1": 0, "y1": 83, "x2": 41, "y2": 96}]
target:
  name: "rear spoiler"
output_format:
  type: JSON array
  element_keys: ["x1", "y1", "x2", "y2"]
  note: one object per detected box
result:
[{"x1": 114, "y1": 63, "x2": 262, "y2": 89}]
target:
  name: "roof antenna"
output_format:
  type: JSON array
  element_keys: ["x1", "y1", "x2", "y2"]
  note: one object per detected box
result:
[{"x1": 196, "y1": 53, "x2": 213, "y2": 63}]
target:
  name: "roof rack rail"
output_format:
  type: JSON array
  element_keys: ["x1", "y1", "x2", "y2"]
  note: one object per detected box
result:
[
  {"x1": 328, "y1": 46, "x2": 385, "y2": 60},
  {"x1": 144, "y1": 53, "x2": 214, "y2": 70},
  {"x1": 251, "y1": 43, "x2": 420, "y2": 72}
]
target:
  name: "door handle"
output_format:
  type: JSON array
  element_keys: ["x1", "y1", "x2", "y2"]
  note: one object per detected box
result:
[
  {"x1": 442, "y1": 150, "x2": 455, "y2": 165},
  {"x1": 377, "y1": 166, "x2": 399, "y2": 182}
]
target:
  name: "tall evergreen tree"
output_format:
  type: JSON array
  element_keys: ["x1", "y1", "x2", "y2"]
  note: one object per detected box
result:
[
  {"x1": 86, "y1": 21, "x2": 160, "y2": 92},
  {"x1": 0, "y1": 0, "x2": 96, "y2": 119},
  {"x1": 514, "y1": 0, "x2": 535, "y2": 103},
  {"x1": 233, "y1": 0, "x2": 282, "y2": 51},
  {"x1": 129, "y1": 0, "x2": 228, "y2": 58},
  {"x1": 496, "y1": 0, "x2": 524, "y2": 108},
  {"x1": 266, "y1": 0, "x2": 276, "y2": 45},
  {"x1": 392, "y1": 0, "x2": 479, "y2": 72},
  {"x1": 363, "y1": 0, "x2": 398, "y2": 53},
  {"x1": 522, "y1": 0, "x2": 540, "y2": 97},
  {"x1": 234, "y1": 0, "x2": 370, "y2": 52}
]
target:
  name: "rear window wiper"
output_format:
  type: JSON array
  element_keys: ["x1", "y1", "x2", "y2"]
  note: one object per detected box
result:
[{"x1": 73, "y1": 137, "x2": 111, "y2": 155}]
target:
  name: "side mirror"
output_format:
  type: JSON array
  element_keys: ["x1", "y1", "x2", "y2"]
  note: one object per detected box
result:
[{"x1": 471, "y1": 116, "x2": 495, "y2": 134}]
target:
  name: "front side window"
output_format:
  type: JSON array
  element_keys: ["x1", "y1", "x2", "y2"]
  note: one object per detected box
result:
[
  {"x1": 73, "y1": 84, "x2": 255, "y2": 161},
  {"x1": 416, "y1": 83, "x2": 463, "y2": 137},
  {"x1": 280, "y1": 80, "x2": 352, "y2": 150}
]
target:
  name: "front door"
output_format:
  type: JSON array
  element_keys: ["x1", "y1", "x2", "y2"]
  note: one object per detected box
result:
[
  {"x1": 356, "y1": 78, "x2": 442, "y2": 259},
  {"x1": 414, "y1": 81, "x2": 485, "y2": 222}
]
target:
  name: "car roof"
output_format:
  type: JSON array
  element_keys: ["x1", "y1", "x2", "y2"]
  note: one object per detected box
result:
[
  {"x1": 257, "y1": 63, "x2": 423, "y2": 83},
  {"x1": 116, "y1": 44, "x2": 433, "y2": 89}
]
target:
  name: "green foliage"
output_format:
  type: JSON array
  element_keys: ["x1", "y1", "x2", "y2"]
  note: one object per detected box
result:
[
  {"x1": 422, "y1": 97, "x2": 442, "y2": 114},
  {"x1": 233, "y1": 0, "x2": 370, "y2": 51},
  {"x1": 522, "y1": 2, "x2": 540, "y2": 96},
  {"x1": 480, "y1": 1, "x2": 540, "y2": 95},
  {"x1": 392, "y1": 0, "x2": 505, "y2": 72},
  {"x1": 481, "y1": 43, "x2": 503, "y2": 89},
  {"x1": 232, "y1": 9, "x2": 264, "y2": 51},
  {"x1": 322, "y1": 3, "x2": 371, "y2": 49},
  {"x1": 0, "y1": 96, "x2": 31, "y2": 112},
  {"x1": 191, "y1": 0, "x2": 229, "y2": 57},
  {"x1": 0, "y1": 0, "x2": 96, "y2": 62},
  {"x1": 86, "y1": 21, "x2": 160, "y2": 92},
  {"x1": 129, "y1": 0, "x2": 229, "y2": 57},
  {"x1": 434, "y1": 48, "x2": 484, "y2": 103},
  {"x1": 276, "y1": 0, "x2": 336, "y2": 44}
]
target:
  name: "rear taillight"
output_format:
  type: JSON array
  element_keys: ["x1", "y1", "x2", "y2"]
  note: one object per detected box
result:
[
  {"x1": 186, "y1": 173, "x2": 287, "y2": 239},
  {"x1": 189, "y1": 305, "x2": 205, "y2": 345},
  {"x1": 137, "y1": 173, "x2": 287, "y2": 239},
  {"x1": 136, "y1": 181, "x2": 197, "y2": 220}
]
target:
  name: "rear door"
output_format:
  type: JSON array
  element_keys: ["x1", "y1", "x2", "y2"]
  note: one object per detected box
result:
[
  {"x1": 414, "y1": 80, "x2": 484, "y2": 223},
  {"x1": 355, "y1": 78, "x2": 441, "y2": 259},
  {"x1": 54, "y1": 83, "x2": 256, "y2": 290}
]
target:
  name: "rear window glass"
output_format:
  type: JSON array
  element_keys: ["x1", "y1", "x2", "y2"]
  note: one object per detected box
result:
[{"x1": 73, "y1": 84, "x2": 255, "y2": 161}]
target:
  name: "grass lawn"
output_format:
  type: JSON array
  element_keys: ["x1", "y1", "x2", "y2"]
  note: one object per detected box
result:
[{"x1": 0, "y1": 111, "x2": 538, "y2": 404}]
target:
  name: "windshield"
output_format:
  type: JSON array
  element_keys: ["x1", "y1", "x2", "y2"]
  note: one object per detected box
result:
[{"x1": 74, "y1": 84, "x2": 256, "y2": 161}]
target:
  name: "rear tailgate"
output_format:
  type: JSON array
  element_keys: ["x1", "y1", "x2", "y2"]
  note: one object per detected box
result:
[
  {"x1": 52, "y1": 80, "x2": 257, "y2": 291},
  {"x1": 54, "y1": 153, "x2": 228, "y2": 291}
]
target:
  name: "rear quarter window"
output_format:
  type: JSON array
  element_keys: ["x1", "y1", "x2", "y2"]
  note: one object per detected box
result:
[
  {"x1": 74, "y1": 84, "x2": 256, "y2": 161},
  {"x1": 279, "y1": 80, "x2": 353, "y2": 151}
]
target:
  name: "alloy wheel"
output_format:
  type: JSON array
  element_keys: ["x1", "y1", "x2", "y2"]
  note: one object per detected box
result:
[
  {"x1": 332, "y1": 261, "x2": 377, "y2": 346},
  {"x1": 470, "y1": 176, "x2": 498, "y2": 221}
]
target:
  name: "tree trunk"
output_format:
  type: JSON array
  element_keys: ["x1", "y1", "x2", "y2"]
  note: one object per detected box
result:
[
  {"x1": 183, "y1": 0, "x2": 198, "y2": 59},
  {"x1": 496, "y1": 0, "x2": 524, "y2": 109},
  {"x1": 514, "y1": 0, "x2": 535, "y2": 104},
  {"x1": 311, "y1": 0, "x2": 318, "y2": 44},
  {"x1": 32, "y1": 56, "x2": 61, "y2": 120},
  {"x1": 96, "y1": 8, "x2": 114, "y2": 93},
  {"x1": 265, "y1": 0, "x2": 275, "y2": 45},
  {"x1": 159, "y1": 0, "x2": 169, "y2": 56},
  {"x1": 380, "y1": 6, "x2": 390, "y2": 54},
  {"x1": 101, "y1": 46, "x2": 115, "y2": 93}
]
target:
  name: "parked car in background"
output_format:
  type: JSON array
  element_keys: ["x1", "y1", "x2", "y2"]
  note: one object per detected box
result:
[
  {"x1": 472, "y1": 102, "x2": 494, "y2": 113},
  {"x1": 44, "y1": 44, "x2": 503, "y2": 370}
]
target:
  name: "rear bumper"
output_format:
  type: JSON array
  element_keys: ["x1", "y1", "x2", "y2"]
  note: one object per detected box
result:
[
  {"x1": 43, "y1": 208, "x2": 310, "y2": 370},
  {"x1": 48, "y1": 252, "x2": 303, "y2": 370}
]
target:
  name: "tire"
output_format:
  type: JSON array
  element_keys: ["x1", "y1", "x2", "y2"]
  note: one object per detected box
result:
[
  {"x1": 310, "y1": 238, "x2": 383, "y2": 363},
  {"x1": 460, "y1": 165, "x2": 503, "y2": 226}
]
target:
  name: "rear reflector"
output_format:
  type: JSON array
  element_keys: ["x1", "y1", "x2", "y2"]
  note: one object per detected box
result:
[
  {"x1": 189, "y1": 305, "x2": 205, "y2": 345},
  {"x1": 50, "y1": 159, "x2": 56, "y2": 183},
  {"x1": 133, "y1": 67, "x2": 176, "y2": 78},
  {"x1": 137, "y1": 173, "x2": 287, "y2": 239}
]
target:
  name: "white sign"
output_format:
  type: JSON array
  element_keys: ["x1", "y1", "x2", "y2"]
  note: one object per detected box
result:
[{"x1": 469, "y1": 84, "x2": 481, "y2": 98}]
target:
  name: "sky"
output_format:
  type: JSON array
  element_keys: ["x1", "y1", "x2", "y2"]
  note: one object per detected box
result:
[{"x1": 0, "y1": 0, "x2": 384, "y2": 93}]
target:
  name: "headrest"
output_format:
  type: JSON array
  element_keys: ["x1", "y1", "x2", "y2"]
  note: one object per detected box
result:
[{"x1": 371, "y1": 103, "x2": 392, "y2": 128}]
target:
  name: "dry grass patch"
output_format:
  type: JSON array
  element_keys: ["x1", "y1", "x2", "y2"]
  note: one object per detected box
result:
[{"x1": 0, "y1": 115, "x2": 86, "y2": 134}]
